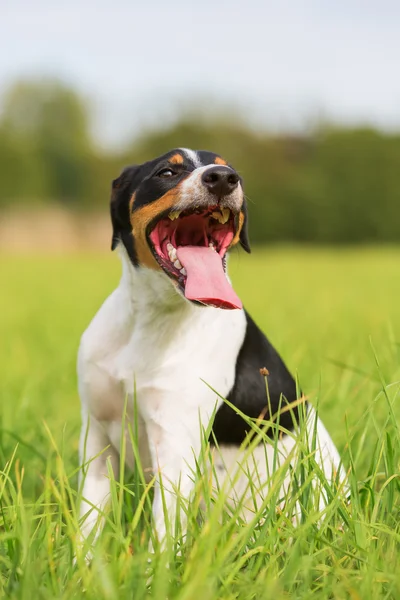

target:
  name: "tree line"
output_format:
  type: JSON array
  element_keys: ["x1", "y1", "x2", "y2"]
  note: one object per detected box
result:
[{"x1": 1, "y1": 79, "x2": 399, "y2": 244}]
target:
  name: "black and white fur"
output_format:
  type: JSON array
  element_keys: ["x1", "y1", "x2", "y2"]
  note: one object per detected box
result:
[{"x1": 77, "y1": 148, "x2": 345, "y2": 549}]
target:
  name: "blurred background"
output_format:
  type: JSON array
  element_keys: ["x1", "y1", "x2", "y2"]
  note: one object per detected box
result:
[{"x1": 2, "y1": 0, "x2": 400, "y2": 251}]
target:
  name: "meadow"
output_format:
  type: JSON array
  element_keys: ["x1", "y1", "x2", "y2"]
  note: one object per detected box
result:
[{"x1": 1, "y1": 247, "x2": 400, "y2": 599}]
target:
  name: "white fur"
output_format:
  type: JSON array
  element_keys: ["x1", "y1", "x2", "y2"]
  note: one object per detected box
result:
[
  {"x1": 77, "y1": 244, "x2": 346, "y2": 549},
  {"x1": 180, "y1": 147, "x2": 202, "y2": 168},
  {"x1": 78, "y1": 247, "x2": 247, "y2": 544},
  {"x1": 171, "y1": 163, "x2": 244, "y2": 215}
]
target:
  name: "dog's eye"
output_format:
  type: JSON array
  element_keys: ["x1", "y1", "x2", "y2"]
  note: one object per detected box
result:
[{"x1": 157, "y1": 168, "x2": 175, "y2": 178}]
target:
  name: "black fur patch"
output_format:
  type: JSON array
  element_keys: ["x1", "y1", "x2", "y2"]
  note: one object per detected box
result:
[{"x1": 211, "y1": 312, "x2": 302, "y2": 445}]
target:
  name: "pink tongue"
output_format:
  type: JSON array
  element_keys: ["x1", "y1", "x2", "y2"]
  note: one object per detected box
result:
[{"x1": 176, "y1": 246, "x2": 242, "y2": 310}]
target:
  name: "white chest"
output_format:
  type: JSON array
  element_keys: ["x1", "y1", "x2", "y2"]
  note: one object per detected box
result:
[
  {"x1": 112, "y1": 304, "x2": 245, "y2": 420},
  {"x1": 78, "y1": 261, "x2": 247, "y2": 472}
]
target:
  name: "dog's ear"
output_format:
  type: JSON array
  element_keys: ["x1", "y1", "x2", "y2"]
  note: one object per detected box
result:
[
  {"x1": 110, "y1": 166, "x2": 140, "y2": 252},
  {"x1": 239, "y1": 201, "x2": 251, "y2": 253}
]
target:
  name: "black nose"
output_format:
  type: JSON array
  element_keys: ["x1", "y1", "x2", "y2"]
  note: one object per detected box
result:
[{"x1": 201, "y1": 166, "x2": 239, "y2": 197}]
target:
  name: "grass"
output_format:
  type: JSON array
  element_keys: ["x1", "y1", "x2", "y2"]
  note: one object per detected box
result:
[{"x1": 1, "y1": 246, "x2": 400, "y2": 599}]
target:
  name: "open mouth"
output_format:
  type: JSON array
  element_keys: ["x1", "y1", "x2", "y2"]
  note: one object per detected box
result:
[{"x1": 148, "y1": 207, "x2": 242, "y2": 309}]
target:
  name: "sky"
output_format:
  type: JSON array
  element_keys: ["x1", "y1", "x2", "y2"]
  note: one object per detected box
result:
[{"x1": 1, "y1": 0, "x2": 400, "y2": 146}]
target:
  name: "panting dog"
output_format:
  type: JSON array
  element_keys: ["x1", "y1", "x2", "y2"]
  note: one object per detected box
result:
[{"x1": 77, "y1": 148, "x2": 345, "y2": 549}]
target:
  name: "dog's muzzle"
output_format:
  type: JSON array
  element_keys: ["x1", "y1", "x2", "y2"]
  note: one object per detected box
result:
[{"x1": 147, "y1": 165, "x2": 245, "y2": 310}]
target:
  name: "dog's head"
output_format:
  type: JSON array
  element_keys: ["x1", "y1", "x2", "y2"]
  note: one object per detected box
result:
[{"x1": 110, "y1": 148, "x2": 250, "y2": 309}]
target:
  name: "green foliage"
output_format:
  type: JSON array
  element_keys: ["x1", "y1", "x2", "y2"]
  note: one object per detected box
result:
[
  {"x1": 0, "y1": 80, "x2": 94, "y2": 205},
  {"x1": 1, "y1": 79, "x2": 400, "y2": 242},
  {"x1": 1, "y1": 248, "x2": 400, "y2": 598}
]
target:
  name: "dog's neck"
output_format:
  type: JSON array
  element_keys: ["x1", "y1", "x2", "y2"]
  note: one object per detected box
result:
[{"x1": 118, "y1": 246, "x2": 196, "y2": 318}]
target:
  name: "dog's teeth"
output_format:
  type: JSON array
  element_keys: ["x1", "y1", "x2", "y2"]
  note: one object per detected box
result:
[
  {"x1": 168, "y1": 247, "x2": 177, "y2": 262},
  {"x1": 174, "y1": 259, "x2": 183, "y2": 270},
  {"x1": 167, "y1": 243, "x2": 174, "y2": 251},
  {"x1": 209, "y1": 242, "x2": 216, "y2": 251},
  {"x1": 220, "y1": 208, "x2": 230, "y2": 224},
  {"x1": 180, "y1": 267, "x2": 187, "y2": 276},
  {"x1": 211, "y1": 209, "x2": 230, "y2": 224},
  {"x1": 168, "y1": 211, "x2": 181, "y2": 221}
]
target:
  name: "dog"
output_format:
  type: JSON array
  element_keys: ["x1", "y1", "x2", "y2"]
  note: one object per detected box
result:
[{"x1": 77, "y1": 148, "x2": 345, "y2": 549}]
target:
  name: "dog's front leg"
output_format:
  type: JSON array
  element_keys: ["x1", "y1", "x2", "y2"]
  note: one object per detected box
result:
[
  {"x1": 78, "y1": 412, "x2": 119, "y2": 551},
  {"x1": 145, "y1": 415, "x2": 201, "y2": 548}
]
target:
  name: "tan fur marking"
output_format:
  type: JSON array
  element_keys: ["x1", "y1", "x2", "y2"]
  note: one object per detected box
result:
[
  {"x1": 169, "y1": 153, "x2": 184, "y2": 165},
  {"x1": 230, "y1": 211, "x2": 245, "y2": 248},
  {"x1": 214, "y1": 156, "x2": 228, "y2": 166},
  {"x1": 131, "y1": 188, "x2": 180, "y2": 269}
]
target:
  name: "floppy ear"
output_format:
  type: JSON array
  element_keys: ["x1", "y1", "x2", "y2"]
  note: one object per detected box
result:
[
  {"x1": 110, "y1": 166, "x2": 140, "y2": 263},
  {"x1": 239, "y1": 201, "x2": 251, "y2": 253}
]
